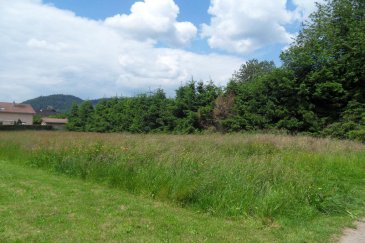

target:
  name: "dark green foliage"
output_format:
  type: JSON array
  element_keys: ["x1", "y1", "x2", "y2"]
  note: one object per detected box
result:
[
  {"x1": 228, "y1": 59, "x2": 276, "y2": 91},
  {"x1": 219, "y1": 0, "x2": 365, "y2": 140},
  {"x1": 79, "y1": 101, "x2": 94, "y2": 131},
  {"x1": 68, "y1": 89, "x2": 176, "y2": 133},
  {"x1": 280, "y1": 0, "x2": 365, "y2": 127},
  {"x1": 67, "y1": 101, "x2": 96, "y2": 132},
  {"x1": 33, "y1": 115, "x2": 42, "y2": 125},
  {"x1": 323, "y1": 101, "x2": 365, "y2": 139},
  {"x1": 66, "y1": 82, "x2": 220, "y2": 134},
  {"x1": 67, "y1": 103, "x2": 83, "y2": 131},
  {"x1": 281, "y1": 0, "x2": 365, "y2": 122},
  {"x1": 92, "y1": 90, "x2": 176, "y2": 133},
  {"x1": 48, "y1": 113, "x2": 68, "y2": 119},
  {"x1": 0, "y1": 125, "x2": 52, "y2": 131},
  {"x1": 221, "y1": 68, "x2": 322, "y2": 133},
  {"x1": 174, "y1": 81, "x2": 222, "y2": 133},
  {"x1": 348, "y1": 129, "x2": 365, "y2": 142},
  {"x1": 91, "y1": 99, "x2": 114, "y2": 132},
  {"x1": 89, "y1": 98, "x2": 112, "y2": 106}
]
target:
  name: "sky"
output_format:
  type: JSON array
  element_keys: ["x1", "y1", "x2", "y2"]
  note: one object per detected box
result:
[{"x1": 0, "y1": 0, "x2": 324, "y2": 102}]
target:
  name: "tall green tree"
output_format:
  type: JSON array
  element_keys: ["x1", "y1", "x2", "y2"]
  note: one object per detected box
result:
[
  {"x1": 232, "y1": 59, "x2": 276, "y2": 83},
  {"x1": 174, "y1": 81, "x2": 221, "y2": 132},
  {"x1": 67, "y1": 103, "x2": 82, "y2": 131},
  {"x1": 281, "y1": 0, "x2": 365, "y2": 124},
  {"x1": 91, "y1": 99, "x2": 113, "y2": 132},
  {"x1": 79, "y1": 101, "x2": 94, "y2": 131},
  {"x1": 224, "y1": 0, "x2": 365, "y2": 136}
]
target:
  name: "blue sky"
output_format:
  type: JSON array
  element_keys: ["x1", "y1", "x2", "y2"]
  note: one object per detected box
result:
[
  {"x1": 42, "y1": 0, "x2": 292, "y2": 61},
  {"x1": 43, "y1": 0, "x2": 214, "y2": 56},
  {"x1": 42, "y1": 0, "x2": 211, "y2": 24},
  {"x1": 0, "y1": 0, "x2": 322, "y2": 101}
]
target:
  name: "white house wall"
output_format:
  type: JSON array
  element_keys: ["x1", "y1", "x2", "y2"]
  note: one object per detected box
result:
[{"x1": 0, "y1": 113, "x2": 33, "y2": 125}]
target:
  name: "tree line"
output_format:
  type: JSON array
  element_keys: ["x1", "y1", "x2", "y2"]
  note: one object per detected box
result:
[{"x1": 68, "y1": 0, "x2": 365, "y2": 141}]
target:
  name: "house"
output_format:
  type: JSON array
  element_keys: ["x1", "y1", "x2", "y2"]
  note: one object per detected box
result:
[
  {"x1": 0, "y1": 102, "x2": 36, "y2": 125},
  {"x1": 36, "y1": 106, "x2": 59, "y2": 117},
  {"x1": 41, "y1": 118, "x2": 68, "y2": 130}
]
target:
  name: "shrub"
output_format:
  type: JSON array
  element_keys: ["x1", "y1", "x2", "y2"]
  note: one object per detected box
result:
[{"x1": 348, "y1": 129, "x2": 365, "y2": 143}]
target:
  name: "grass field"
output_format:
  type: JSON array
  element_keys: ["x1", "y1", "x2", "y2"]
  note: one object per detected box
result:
[
  {"x1": 1, "y1": 131, "x2": 365, "y2": 242},
  {"x1": 0, "y1": 160, "x2": 276, "y2": 242}
]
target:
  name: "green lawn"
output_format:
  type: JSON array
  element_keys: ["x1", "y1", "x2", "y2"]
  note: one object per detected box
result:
[
  {"x1": 0, "y1": 160, "x2": 277, "y2": 242},
  {"x1": 0, "y1": 160, "x2": 361, "y2": 243}
]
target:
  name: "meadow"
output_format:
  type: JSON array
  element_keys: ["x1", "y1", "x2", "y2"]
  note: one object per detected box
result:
[{"x1": 1, "y1": 131, "x2": 365, "y2": 242}]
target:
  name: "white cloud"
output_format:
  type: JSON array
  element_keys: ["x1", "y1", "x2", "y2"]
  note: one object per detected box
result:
[
  {"x1": 104, "y1": 0, "x2": 197, "y2": 47},
  {"x1": 27, "y1": 38, "x2": 69, "y2": 51},
  {"x1": 293, "y1": 0, "x2": 326, "y2": 19},
  {"x1": 0, "y1": 0, "x2": 242, "y2": 102},
  {"x1": 116, "y1": 49, "x2": 243, "y2": 91},
  {"x1": 201, "y1": 0, "x2": 324, "y2": 54}
]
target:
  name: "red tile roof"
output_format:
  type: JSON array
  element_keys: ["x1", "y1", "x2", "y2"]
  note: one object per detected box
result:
[
  {"x1": 42, "y1": 118, "x2": 68, "y2": 124},
  {"x1": 0, "y1": 102, "x2": 36, "y2": 114}
]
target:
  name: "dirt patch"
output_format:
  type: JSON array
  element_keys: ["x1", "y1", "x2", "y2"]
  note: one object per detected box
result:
[{"x1": 340, "y1": 219, "x2": 365, "y2": 243}]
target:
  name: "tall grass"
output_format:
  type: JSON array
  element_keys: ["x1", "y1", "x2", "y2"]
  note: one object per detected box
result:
[{"x1": 1, "y1": 131, "x2": 365, "y2": 222}]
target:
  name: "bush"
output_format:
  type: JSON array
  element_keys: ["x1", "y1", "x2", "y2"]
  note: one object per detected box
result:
[
  {"x1": 0, "y1": 125, "x2": 52, "y2": 131},
  {"x1": 322, "y1": 121, "x2": 359, "y2": 139},
  {"x1": 348, "y1": 130, "x2": 365, "y2": 143}
]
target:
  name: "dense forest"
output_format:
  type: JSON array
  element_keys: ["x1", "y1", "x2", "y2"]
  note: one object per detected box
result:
[{"x1": 67, "y1": 0, "x2": 365, "y2": 141}]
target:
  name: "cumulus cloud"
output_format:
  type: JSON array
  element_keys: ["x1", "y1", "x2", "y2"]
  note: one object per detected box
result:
[
  {"x1": 293, "y1": 0, "x2": 326, "y2": 19},
  {"x1": 117, "y1": 49, "x2": 243, "y2": 90},
  {"x1": 104, "y1": 0, "x2": 197, "y2": 47},
  {"x1": 27, "y1": 38, "x2": 69, "y2": 51},
  {"x1": 201, "y1": 0, "x2": 325, "y2": 54},
  {"x1": 0, "y1": 0, "x2": 242, "y2": 102}
]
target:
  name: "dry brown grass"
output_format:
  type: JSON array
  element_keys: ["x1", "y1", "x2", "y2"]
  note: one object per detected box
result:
[{"x1": 1, "y1": 131, "x2": 363, "y2": 153}]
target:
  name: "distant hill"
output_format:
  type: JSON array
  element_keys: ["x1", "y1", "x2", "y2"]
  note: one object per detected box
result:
[
  {"x1": 90, "y1": 98, "x2": 111, "y2": 106},
  {"x1": 23, "y1": 94, "x2": 83, "y2": 113},
  {"x1": 23, "y1": 94, "x2": 112, "y2": 113}
]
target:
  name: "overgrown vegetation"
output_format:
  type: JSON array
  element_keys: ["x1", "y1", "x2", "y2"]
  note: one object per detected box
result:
[
  {"x1": 0, "y1": 125, "x2": 52, "y2": 131},
  {"x1": 1, "y1": 160, "x2": 277, "y2": 242},
  {"x1": 1, "y1": 131, "x2": 365, "y2": 242},
  {"x1": 65, "y1": 0, "x2": 365, "y2": 141}
]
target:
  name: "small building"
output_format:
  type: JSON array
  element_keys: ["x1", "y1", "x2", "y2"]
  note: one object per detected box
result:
[
  {"x1": 41, "y1": 118, "x2": 68, "y2": 130},
  {"x1": 0, "y1": 102, "x2": 36, "y2": 125},
  {"x1": 36, "y1": 106, "x2": 59, "y2": 117}
]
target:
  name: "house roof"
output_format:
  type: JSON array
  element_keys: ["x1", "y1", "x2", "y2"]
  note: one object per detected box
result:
[
  {"x1": 42, "y1": 118, "x2": 68, "y2": 124},
  {"x1": 0, "y1": 102, "x2": 36, "y2": 114}
]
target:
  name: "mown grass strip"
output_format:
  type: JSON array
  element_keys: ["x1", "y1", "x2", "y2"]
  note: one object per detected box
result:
[{"x1": 0, "y1": 160, "x2": 277, "y2": 242}]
